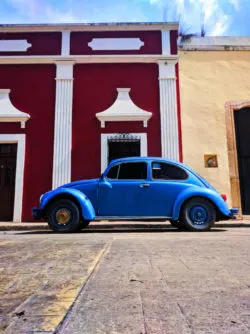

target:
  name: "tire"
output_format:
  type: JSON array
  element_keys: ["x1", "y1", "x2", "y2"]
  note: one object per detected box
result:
[
  {"x1": 169, "y1": 219, "x2": 186, "y2": 230},
  {"x1": 46, "y1": 199, "x2": 81, "y2": 232},
  {"x1": 180, "y1": 197, "x2": 216, "y2": 232}
]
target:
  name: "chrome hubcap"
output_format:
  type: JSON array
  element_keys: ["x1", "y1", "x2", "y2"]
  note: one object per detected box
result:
[{"x1": 56, "y1": 208, "x2": 71, "y2": 225}]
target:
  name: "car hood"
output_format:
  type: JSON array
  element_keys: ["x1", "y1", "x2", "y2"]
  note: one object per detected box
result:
[{"x1": 58, "y1": 178, "x2": 100, "y2": 189}]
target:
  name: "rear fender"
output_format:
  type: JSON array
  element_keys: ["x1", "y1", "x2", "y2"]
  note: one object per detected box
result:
[
  {"x1": 40, "y1": 188, "x2": 96, "y2": 220},
  {"x1": 172, "y1": 187, "x2": 231, "y2": 221}
]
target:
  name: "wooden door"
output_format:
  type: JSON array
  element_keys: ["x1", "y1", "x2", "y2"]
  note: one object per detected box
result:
[
  {"x1": 234, "y1": 108, "x2": 250, "y2": 214},
  {"x1": 0, "y1": 144, "x2": 17, "y2": 221}
]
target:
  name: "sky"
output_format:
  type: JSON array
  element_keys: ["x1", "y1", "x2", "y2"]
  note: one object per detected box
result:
[{"x1": 0, "y1": 0, "x2": 249, "y2": 36}]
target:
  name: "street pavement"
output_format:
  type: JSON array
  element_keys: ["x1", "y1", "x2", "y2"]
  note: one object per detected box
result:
[{"x1": 0, "y1": 226, "x2": 250, "y2": 333}]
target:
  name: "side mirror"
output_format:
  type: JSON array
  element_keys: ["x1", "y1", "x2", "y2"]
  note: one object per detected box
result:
[{"x1": 100, "y1": 173, "x2": 105, "y2": 181}]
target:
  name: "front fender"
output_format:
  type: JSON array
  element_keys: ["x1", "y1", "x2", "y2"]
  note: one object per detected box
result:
[
  {"x1": 172, "y1": 187, "x2": 231, "y2": 221},
  {"x1": 40, "y1": 188, "x2": 96, "y2": 220}
]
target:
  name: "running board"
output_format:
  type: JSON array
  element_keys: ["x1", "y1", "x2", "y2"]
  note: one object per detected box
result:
[{"x1": 94, "y1": 216, "x2": 171, "y2": 221}]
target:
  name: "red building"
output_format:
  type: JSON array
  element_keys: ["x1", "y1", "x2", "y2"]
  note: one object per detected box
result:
[{"x1": 0, "y1": 22, "x2": 181, "y2": 222}]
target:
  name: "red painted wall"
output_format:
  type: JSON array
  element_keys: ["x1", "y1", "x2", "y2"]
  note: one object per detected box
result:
[
  {"x1": 72, "y1": 63, "x2": 161, "y2": 180},
  {"x1": 170, "y1": 30, "x2": 178, "y2": 55},
  {"x1": 0, "y1": 65, "x2": 56, "y2": 221},
  {"x1": 71, "y1": 31, "x2": 162, "y2": 55},
  {"x1": 0, "y1": 32, "x2": 61, "y2": 56}
]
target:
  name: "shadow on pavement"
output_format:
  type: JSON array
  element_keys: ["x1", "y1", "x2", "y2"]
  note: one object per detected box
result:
[{"x1": 16, "y1": 227, "x2": 227, "y2": 235}]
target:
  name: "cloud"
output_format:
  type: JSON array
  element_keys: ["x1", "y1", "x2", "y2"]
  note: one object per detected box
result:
[
  {"x1": 1, "y1": 0, "x2": 249, "y2": 36},
  {"x1": 230, "y1": 0, "x2": 240, "y2": 11},
  {"x1": 6, "y1": 0, "x2": 42, "y2": 17},
  {"x1": 2, "y1": 0, "x2": 148, "y2": 24},
  {"x1": 144, "y1": 0, "x2": 236, "y2": 35},
  {"x1": 210, "y1": 14, "x2": 230, "y2": 36}
]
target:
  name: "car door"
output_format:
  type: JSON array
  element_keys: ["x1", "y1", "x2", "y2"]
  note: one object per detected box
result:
[
  {"x1": 98, "y1": 161, "x2": 152, "y2": 217},
  {"x1": 145, "y1": 161, "x2": 190, "y2": 217}
]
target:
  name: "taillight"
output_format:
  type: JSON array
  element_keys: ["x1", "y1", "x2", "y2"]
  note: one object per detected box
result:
[{"x1": 221, "y1": 194, "x2": 227, "y2": 201}]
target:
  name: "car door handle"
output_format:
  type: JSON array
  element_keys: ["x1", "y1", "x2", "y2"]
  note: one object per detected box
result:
[{"x1": 138, "y1": 183, "x2": 150, "y2": 188}]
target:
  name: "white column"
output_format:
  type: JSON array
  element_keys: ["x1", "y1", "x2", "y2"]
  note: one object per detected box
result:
[
  {"x1": 158, "y1": 60, "x2": 179, "y2": 161},
  {"x1": 61, "y1": 31, "x2": 70, "y2": 56},
  {"x1": 52, "y1": 61, "x2": 74, "y2": 189},
  {"x1": 161, "y1": 30, "x2": 170, "y2": 55}
]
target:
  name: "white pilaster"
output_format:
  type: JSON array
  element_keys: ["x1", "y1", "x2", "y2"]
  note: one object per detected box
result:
[
  {"x1": 158, "y1": 60, "x2": 179, "y2": 161},
  {"x1": 161, "y1": 30, "x2": 170, "y2": 55},
  {"x1": 61, "y1": 31, "x2": 71, "y2": 56},
  {"x1": 52, "y1": 61, "x2": 74, "y2": 189}
]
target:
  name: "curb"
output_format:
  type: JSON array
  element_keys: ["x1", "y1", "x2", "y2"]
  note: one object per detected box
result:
[{"x1": 0, "y1": 221, "x2": 249, "y2": 232}]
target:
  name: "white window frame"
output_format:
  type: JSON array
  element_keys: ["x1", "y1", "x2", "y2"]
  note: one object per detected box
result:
[
  {"x1": 0, "y1": 134, "x2": 25, "y2": 222},
  {"x1": 101, "y1": 133, "x2": 147, "y2": 173}
]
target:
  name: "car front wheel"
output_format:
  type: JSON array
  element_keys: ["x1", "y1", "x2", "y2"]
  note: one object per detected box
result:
[
  {"x1": 180, "y1": 197, "x2": 216, "y2": 231},
  {"x1": 46, "y1": 199, "x2": 81, "y2": 232}
]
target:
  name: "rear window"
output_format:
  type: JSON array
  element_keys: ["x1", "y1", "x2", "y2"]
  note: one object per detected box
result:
[{"x1": 152, "y1": 162, "x2": 188, "y2": 180}]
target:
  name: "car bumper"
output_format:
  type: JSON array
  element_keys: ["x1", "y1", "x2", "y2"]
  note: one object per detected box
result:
[
  {"x1": 229, "y1": 208, "x2": 239, "y2": 219},
  {"x1": 32, "y1": 207, "x2": 42, "y2": 220}
]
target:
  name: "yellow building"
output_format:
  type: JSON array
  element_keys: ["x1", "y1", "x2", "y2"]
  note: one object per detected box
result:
[{"x1": 179, "y1": 37, "x2": 250, "y2": 217}]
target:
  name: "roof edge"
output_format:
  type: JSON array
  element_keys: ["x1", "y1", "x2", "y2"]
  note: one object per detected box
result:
[
  {"x1": 0, "y1": 22, "x2": 179, "y2": 33},
  {"x1": 179, "y1": 36, "x2": 250, "y2": 51}
]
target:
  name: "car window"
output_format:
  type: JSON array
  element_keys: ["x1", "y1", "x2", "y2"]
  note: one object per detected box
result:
[
  {"x1": 106, "y1": 165, "x2": 119, "y2": 179},
  {"x1": 118, "y1": 162, "x2": 147, "y2": 180},
  {"x1": 152, "y1": 162, "x2": 188, "y2": 180}
]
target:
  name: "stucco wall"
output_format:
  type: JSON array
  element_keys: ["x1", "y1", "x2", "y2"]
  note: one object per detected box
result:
[{"x1": 179, "y1": 51, "x2": 250, "y2": 207}]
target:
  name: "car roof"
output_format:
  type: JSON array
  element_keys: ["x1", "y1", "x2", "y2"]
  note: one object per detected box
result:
[{"x1": 109, "y1": 156, "x2": 185, "y2": 167}]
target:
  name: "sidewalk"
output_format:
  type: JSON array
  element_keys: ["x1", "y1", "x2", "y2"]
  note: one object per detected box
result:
[{"x1": 0, "y1": 220, "x2": 249, "y2": 231}]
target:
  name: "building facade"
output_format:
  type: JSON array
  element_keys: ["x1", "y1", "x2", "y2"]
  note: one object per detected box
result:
[
  {"x1": 0, "y1": 23, "x2": 181, "y2": 222},
  {"x1": 179, "y1": 36, "x2": 250, "y2": 218}
]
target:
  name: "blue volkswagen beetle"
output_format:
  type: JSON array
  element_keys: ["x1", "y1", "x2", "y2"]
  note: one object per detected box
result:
[{"x1": 33, "y1": 157, "x2": 238, "y2": 232}]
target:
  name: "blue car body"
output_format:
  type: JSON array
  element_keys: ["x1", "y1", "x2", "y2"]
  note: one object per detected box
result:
[{"x1": 33, "y1": 157, "x2": 238, "y2": 222}]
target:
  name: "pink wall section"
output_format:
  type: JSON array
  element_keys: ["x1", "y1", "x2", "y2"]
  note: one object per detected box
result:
[
  {"x1": 72, "y1": 63, "x2": 161, "y2": 181},
  {"x1": 0, "y1": 65, "x2": 56, "y2": 221}
]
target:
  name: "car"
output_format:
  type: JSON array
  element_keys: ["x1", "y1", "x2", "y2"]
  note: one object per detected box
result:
[{"x1": 33, "y1": 157, "x2": 238, "y2": 232}]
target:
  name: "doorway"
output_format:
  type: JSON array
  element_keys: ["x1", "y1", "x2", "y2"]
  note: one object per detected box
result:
[
  {"x1": 234, "y1": 107, "x2": 250, "y2": 214},
  {"x1": 108, "y1": 136, "x2": 140, "y2": 164},
  {"x1": 101, "y1": 133, "x2": 147, "y2": 172},
  {"x1": 0, "y1": 144, "x2": 17, "y2": 221}
]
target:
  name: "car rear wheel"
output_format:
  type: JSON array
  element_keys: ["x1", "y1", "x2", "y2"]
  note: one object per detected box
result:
[
  {"x1": 180, "y1": 197, "x2": 216, "y2": 231},
  {"x1": 47, "y1": 199, "x2": 81, "y2": 232}
]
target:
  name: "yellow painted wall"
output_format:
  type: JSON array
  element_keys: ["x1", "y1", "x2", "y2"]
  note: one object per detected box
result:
[{"x1": 179, "y1": 51, "x2": 250, "y2": 206}]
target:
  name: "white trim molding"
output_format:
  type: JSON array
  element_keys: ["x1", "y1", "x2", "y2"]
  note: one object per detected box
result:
[
  {"x1": 158, "y1": 60, "x2": 179, "y2": 161},
  {"x1": 52, "y1": 61, "x2": 74, "y2": 189},
  {"x1": 0, "y1": 89, "x2": 30, "y2": 128},
  {"x1": 0, "y1": 134, "x2": 25, "y2": 222},
  {"x1": 101, "y1": 133, "x2": 147, "y2": 172},
  {"x1": 0, "y1": 54, "x2": 178, "y2": 65},
  {"x1": 0, "y1": 40, "x2": 31, "y2": 52},
  {"x1": 88, "y1": 38, "x2": 144, "y2": 51},
  {"x1": 96, "y1": 88, "x2": 152, "y2": 128}
]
